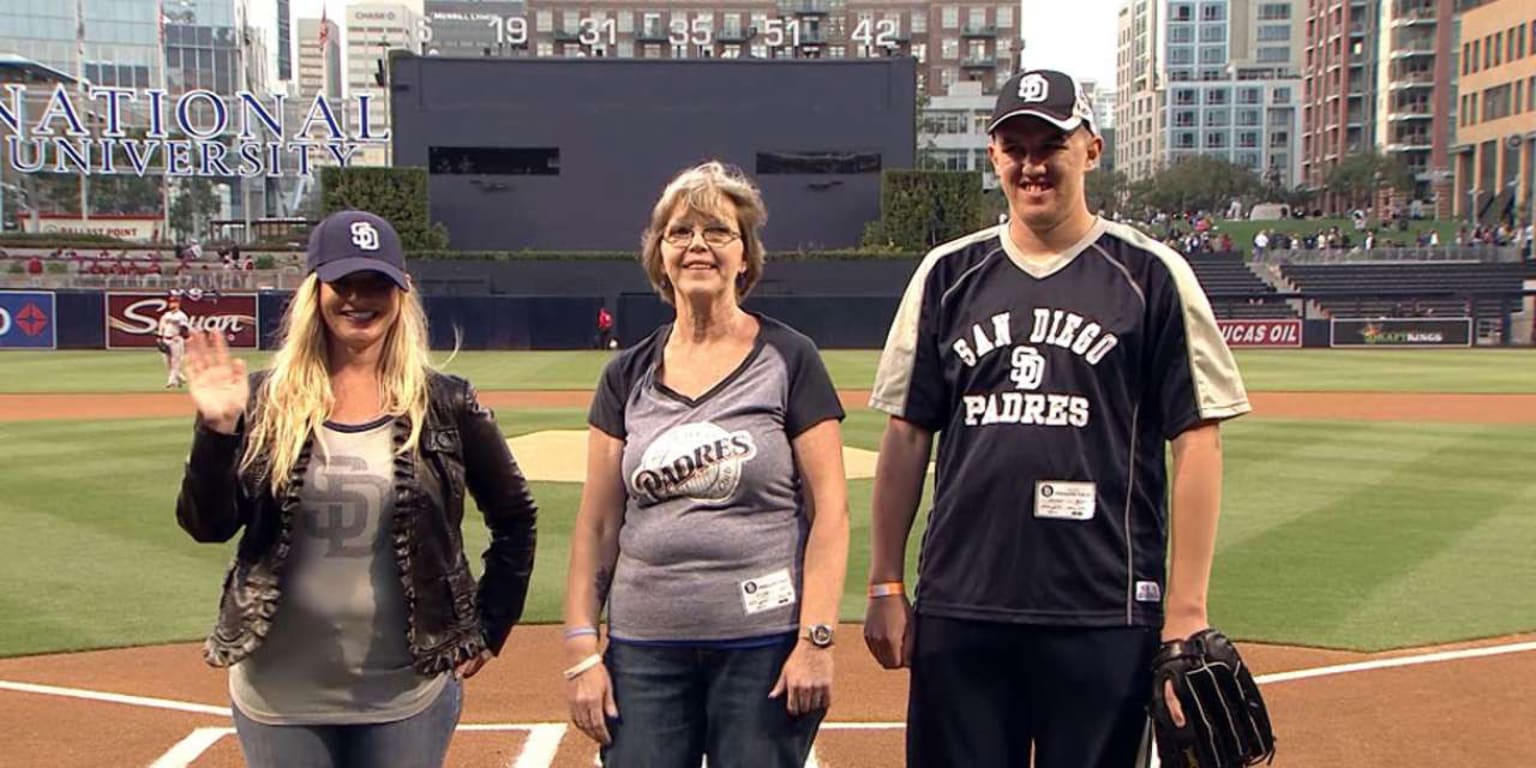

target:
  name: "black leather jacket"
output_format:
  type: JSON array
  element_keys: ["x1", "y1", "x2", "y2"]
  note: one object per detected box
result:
[{"x1": 175, "y1": 371, "x2": 538, "y2": 675}]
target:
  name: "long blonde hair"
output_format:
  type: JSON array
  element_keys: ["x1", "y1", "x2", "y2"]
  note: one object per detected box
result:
[{"x1": 240, "y1": 273, "x2": 433, "y2": 494}]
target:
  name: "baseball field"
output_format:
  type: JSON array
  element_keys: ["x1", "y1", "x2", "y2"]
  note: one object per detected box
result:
[{"x1": 1, "y1": 347, "x2": 1534, "y2": 766}]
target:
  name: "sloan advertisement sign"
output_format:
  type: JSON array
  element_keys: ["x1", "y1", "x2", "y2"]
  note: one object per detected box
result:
[{"x1": 106, "y1": 292, "x2": 259, "y2": 349}]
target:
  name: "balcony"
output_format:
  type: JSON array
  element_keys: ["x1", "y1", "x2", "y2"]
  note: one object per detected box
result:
[
  {"x1": 1348, "y1": 23, "x2": 1366, "y2": 36},
  {"x1": 961, "y1": 57, "x2": 998, "y2": 69},
  {"x1": 782, "y1": 0, "x2": 829, "y2": 16},
  {"x1": 554, "y1": 27, "x2": 580, "y2": 41},
  {"x1": 636, "y1": 26, "x2": 668, "y2": 42},
  {"x1": 961, "y1": 24, "x2": 998, "y2": 38},
  {"x1": 1388, "y1": 71, "x2": 1433, "y2": 88},
  {"x1": 1388, "y1": 104, "x2": 1433, "y2": 119},
  {"x1": 1386, "y1": 136, "x2": 1432, "y2": 150},
  {"x1": 1390, "y1": 8, "x2": 1437, "y2": 25},
  {"x1": 717, "y1": 26, "x2": 749, "y2": 42},
  {"x1": 797, "y1": 30, "x2": 827, "y2": 45},
  {"x1": 1389, "y1": 42, "x2": 1435, "y2": 58}
]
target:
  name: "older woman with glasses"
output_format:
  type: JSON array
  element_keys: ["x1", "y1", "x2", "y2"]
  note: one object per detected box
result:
[{"x1": 561, "y1": 161, "x2": 850, "y2": 767}]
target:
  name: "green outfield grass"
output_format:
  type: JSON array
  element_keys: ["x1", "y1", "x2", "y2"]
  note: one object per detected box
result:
[
  {"x1": 2, "y1": 348, "x2": 1534, "y2": 394},
  {"x1": 1, "y1": 408, "x2": 1533, "y2": 658}
]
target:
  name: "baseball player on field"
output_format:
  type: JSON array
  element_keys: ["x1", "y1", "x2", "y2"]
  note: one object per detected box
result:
[
  {"x1": 158, "y1": 293, "x2": 191, "y2": 388},
  {"x1": 863, "y1": 69, "x2": 1267, "y2": 767}
]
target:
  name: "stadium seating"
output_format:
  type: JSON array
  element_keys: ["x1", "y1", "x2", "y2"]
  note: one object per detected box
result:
[
  {"x1": 1280, "y1": 261, "x2": 1534, "y2": 318},
  {"x1": 1186, "y1": 252, "x2": 1299, "y2": 319}
]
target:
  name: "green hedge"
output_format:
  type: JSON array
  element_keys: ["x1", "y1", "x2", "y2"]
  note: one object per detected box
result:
[
  {"x1": 865, "y1": 170, "x2": 991, "y2": 251},
  {"x1": 320, "y1": 167, "x2": 450, "y2": 250},
  {"x1": 0, "y1": 233, "x2": 148, "y2": 249}
]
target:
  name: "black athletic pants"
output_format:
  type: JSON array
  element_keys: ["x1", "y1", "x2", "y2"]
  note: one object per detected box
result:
[{"x1": 907, "y1": 615, "x2": 1158, "y2": 768}]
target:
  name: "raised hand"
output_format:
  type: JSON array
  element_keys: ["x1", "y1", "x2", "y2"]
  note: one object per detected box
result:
[{"x1": 184, "y1": 330, "x2": 249, "y2": 434}]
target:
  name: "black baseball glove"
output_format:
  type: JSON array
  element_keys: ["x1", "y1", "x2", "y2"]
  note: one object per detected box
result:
[{"x1": 1150, "y1": 628, "x2": 1276, "y2": 768}]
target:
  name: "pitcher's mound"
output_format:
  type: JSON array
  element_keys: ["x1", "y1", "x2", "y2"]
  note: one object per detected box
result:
[{"x1": 507, "y1": 430, "x2": 915, "y2": 483}]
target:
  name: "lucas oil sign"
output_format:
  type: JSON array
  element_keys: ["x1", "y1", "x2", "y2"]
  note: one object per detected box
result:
[
  {"x1": 1217, "y1": 319, "x2": 1302, "y2": 348},
  {"x1": 106, "y1": 292, "x2": 258, "y2": 349}
]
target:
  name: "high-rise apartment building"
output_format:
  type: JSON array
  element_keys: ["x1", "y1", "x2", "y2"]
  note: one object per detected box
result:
[
  {"x1": 1302, "y1": 0, "x2": 1454, "y2": 207},
  {"x1": 1116, "y1": 0, "x2": 1303, "y2": 186},
  {"x1": 297, "y1": 15, "x2": 343, "y2": 98},
  {"x1": 1116, "y1": 0, "x2": 1165, "y2": 180},
  {"x1": 347, "y1": 3, "x2": 424, "y2": 165},
  {"x1": 414, "y1": 1, "x2": 1016, "y2": 98},
  {"x1": 1451, "y1": 0, "x2": 1536, "y2": 222}
]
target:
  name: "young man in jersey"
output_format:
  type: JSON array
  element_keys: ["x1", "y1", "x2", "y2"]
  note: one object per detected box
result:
[
  {"x1": 158, "y1": 294, "x2": 191, "y2": 388},
  {"x1": 863, "y1": 69, "x2": 1250, "y2": 767}
]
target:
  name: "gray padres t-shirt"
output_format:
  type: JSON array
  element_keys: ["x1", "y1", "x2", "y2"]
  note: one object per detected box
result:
[
  {"x1": 588, "y1": 314, "x2": 844, "y2": 642},
  {"x1": 231, "y1": 417, "x2": 447, "y2": 725}
]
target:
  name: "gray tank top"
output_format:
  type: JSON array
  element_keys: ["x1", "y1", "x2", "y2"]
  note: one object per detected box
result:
[{"x1": 230, "y1": 417, "x2": 447, "y2": 725}]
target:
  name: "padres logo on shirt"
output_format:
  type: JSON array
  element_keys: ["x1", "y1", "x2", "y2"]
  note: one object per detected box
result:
[{"x1": 631, "y1": 422, "x2": 759, "y2": 506}]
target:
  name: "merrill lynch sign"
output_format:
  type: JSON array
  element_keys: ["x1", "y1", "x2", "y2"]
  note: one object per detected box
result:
[{"x1": 1, "y1": 84, "x2": 387, "y2": 178}]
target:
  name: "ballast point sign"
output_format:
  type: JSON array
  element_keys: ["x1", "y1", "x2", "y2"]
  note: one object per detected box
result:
[
  {"x1": 106, "y1": 292, "x2": 258, "y2": 349},
  {"x1": 1218, "y1": 319, "x2": 1302, "y2": 348}
]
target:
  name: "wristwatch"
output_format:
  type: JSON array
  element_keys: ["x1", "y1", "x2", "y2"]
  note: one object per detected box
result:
[{"x1": 803, "y1": 624, "x2": 835, "y2": 648}]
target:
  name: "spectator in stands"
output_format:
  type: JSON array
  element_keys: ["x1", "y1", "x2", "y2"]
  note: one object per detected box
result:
[
  {"x1": 1218, "y1": 233, "x2": 1233, "y2": 253},
  {"x1": 563, "y1": 161, "x2": 848, "y2": 766},
  {"x1": 1253, "y1": 229, "x2": 1269, "y2": 254},
  {"x1": 174, "y1": 210, "x2": 538, "y2": 768}
]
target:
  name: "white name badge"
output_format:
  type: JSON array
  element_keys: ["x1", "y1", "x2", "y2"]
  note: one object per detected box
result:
[
  {"x1": 1034, "y1": 481, "x2": 1097, "y2": 521},
  {"x1": 740, "y1": 568, "x2": 797, "y2": 615}
]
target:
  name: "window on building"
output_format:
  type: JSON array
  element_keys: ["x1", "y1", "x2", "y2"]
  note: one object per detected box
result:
[
  {"x1": 1238, "y1": 131, "x2": 1259, "y2": 148},
  {"x1": 1270, "y1": 130, "x2": 1288, "y2": 147},
  {"x1": 1258, "y1": 3, "x2": 1290, "y2": 20},
  {"x1": 536, "y1": 10, "x2": 552, "y2": 31},
  {"x1": 1272, "y1": 87, "x2": 1291, "y2": 103},
  {"x1": 1171, "y1": 27, "x2": 1193, "y2": 43},
  {"x1": 1257, "y1": 46, "x2": 1289, "y2": 63},
  {"x1": 1176, "y1": 130, "x2": 1196, "y2": 148},
  {"x1": 1200, "y1": 24, "x2": 1225, "y2": 42},
  {"x1": 942, "y1": 38, "x2": 959, "y2": 59},
  {"x1": 1200, "y1": 4, "x2": 1224, "y2": 21},
  {"x1": 1518, "y1": 80, "x2": 1525, "y2": 112},
  {"x1": 1463, "y1": 43, "x2": 1470, "y2": 76},
  {"x1": 1199, "y1": 45, "x2": 1225, "y2": 64},
  {"x1": 1169, "y1": 47, "x2": 1194, "y2": 65},
  {"x1": 1206, "y1": 132, "x2": 1227, "y2": 148},
  {"x1": 1257, "y1": 24, "x2": 1289, "y2": 42},
  {"x1": 1176, "y1": 88, "x2": 1198, "y2": 105},
  {"x1": 1172, "y1": 4, "x2": 1193, "y2": 21},
  {"x1": 429, "y1": 147, "x2": 559, "y2": 175},
  {"x1": 1509, "y1": 26, "x2": 1518, "y2": 61},
  {"x1": 942, "y1": 6, "x2": 959, "y2": 28},
  {"x1": 1529, "y1": 75, "x2": 1536, "y2": 110},
  {"x1": 1238, "y1": 108, "x2": 1261, "y2": 125},
  {"x1": 997, "y1": 7, "x2": 1013, "y2": 26},
  {"x1": 1484, "y1": 83, "x2": 1513, "y2": 121},
  {"x1": 1207, "y1": 88, "x2": 1230, "y2": 105},
  {"x1": 757, "y1": 151, "x2": 882, "y2": 174},
  {"x1": 911, "y1": 13, "x2": 926, "y2": 33}
]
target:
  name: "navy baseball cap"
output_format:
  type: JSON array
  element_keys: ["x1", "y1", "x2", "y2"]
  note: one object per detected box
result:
[
  {"x1": 988, "y1": 69, "x2": 1098, "y2": 136},
  {"x1": 305, "y1": 210, "x2": 410, "y2": 290}
]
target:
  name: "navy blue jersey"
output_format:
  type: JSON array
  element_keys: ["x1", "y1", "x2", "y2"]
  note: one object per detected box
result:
[{"x1": 870, "y1": 219, "x2": 1250, "y2": 628}]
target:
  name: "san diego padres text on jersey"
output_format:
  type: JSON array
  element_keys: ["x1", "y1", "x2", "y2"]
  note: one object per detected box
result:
[{"x1": 870, "y1": 218, "x2": 1251, "y2": 628}]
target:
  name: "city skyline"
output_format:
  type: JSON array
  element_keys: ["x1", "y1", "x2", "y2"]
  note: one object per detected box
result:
[{"x1": 290, "y1": 0, "x2": 1121, "y2": 87}]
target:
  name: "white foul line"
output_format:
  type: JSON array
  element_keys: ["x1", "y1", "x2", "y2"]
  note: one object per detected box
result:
[
  {"x1": 146, "y1": 727, "x2": 232, "y2": 768},
  {"x1": 512, "y1": 724, "x2": 567, "y2": 768},
  {"x1": 1253, "y1": 640, "x2": 1536, "y2": 685},
  {"x1": 0, "y1": 680, "x2": 231, "y2": 716}
]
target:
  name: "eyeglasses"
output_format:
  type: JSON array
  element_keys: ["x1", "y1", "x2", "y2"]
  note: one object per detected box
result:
[{"x1": 662, "y1": 224, "x2": 741, "y2": 247}]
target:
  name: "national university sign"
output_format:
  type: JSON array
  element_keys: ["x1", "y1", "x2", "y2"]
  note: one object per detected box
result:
[{"x1": 1, "y1": 84, "x2": 387, "y2": 178}]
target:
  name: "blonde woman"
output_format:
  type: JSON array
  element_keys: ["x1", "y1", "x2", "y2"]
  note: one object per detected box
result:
[
  {"x1": 175, "y1": 210, "x2": 538, "y2": 768},
  {"x1": 563, "y1": 162, "x2": 850, "y2": 767}
]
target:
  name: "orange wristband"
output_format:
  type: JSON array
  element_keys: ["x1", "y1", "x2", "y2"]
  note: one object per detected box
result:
[{"x1": 868, "y1": 581, "x2": 905, "y2": 598}]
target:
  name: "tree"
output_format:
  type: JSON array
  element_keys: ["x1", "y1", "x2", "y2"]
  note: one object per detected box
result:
[
  {"x1": 1126, "y1": 156, "x2": 1264, "y2": 214},
  {"x1": 169, "y1": 177, "x2": 222, "y2": 241},
  {"x1": 1085, "y1": 169, "x2": 1128, "y2": 217},
  {"x1": 1324, "y1": 151, "x2": 1413, "y2": 211}
]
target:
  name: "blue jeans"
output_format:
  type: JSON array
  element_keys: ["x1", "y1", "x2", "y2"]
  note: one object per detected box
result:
[
  {"x1": 602, "y1": 639, "x2": 825, "y2": 768},
  {"x1": 231, "y1": 676, "x2": 462, "y2": 768}
]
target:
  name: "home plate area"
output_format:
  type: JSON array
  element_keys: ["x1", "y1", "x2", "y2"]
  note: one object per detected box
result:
[{"x1": 150, "y1": 722, "x2": 905, "y2": 767}]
